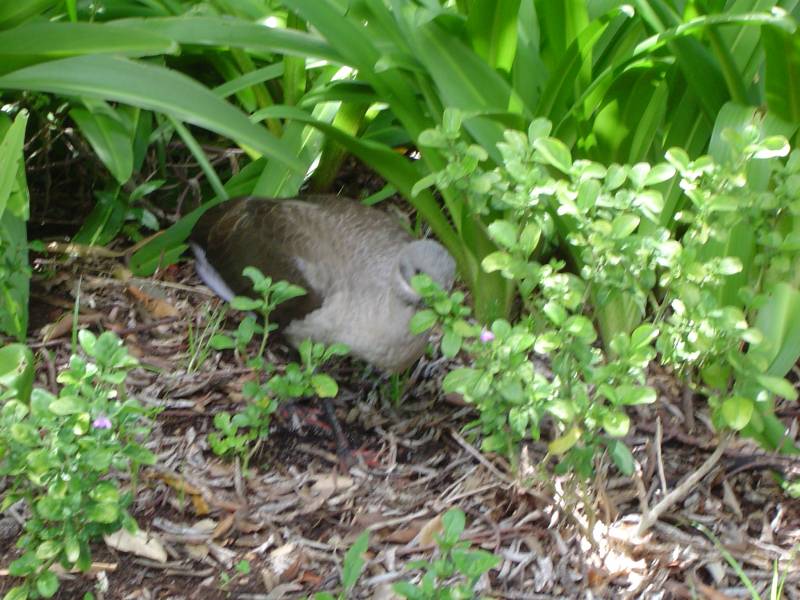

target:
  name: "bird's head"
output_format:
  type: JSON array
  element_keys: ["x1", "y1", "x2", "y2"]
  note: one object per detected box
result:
[{"x1": 394, "y1": 240, "x2": 456, "y2": 306}]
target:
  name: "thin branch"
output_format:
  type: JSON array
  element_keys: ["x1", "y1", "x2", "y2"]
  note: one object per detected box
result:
[{"x1": 637, "y1": 433, "x2": 731, "y2": 536}]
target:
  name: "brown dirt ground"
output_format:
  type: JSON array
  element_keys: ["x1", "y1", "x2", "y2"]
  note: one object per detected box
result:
[
  {"x1": 0, "y1": 237, "x2": 798, "y2": 600},
  {"x1": 2, "y1": 131, "x2": 799, "y2": 599}
]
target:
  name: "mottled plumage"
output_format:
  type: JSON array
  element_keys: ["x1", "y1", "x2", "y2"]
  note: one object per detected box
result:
[{"x1": 189, "y1": 196, "x2": 456, "y2": 372}]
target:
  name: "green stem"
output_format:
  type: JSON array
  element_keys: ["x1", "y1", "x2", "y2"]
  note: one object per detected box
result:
[{"x1": 309, "y1": 102, "x2": 368, "y2": 192}]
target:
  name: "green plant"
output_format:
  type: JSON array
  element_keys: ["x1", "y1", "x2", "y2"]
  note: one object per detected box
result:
[
  {"x1": 696, "y1": 524, "x2": 799, "y2": 600},
  {"x1": 393, "y1": 508, "x2": 500, "y2": 600},
  {"x1": 413, "y1": 274, "x2": 652, "y2": 477},
  {"x1": 3, "y1": 2, "x2": 797, "y2": 329},
  {"x1": 207, "y1": 266, "x2": 347, "y2": 465},
  {"x1": 208, "y1": 266, "x2": 306, "y2": 367},
  {"x1": 0, "y1": 343, "x2": 34, "y2": 403},
  {"x1": 311, "y1": 530, "x2": 369, "y2": 600},
  {"x1": 412, "y1": 113, "x2": 800, "y2": 474},
  {"x1": 0, "y1": 109, "x2": 30, "y2": 341},
  {"x1": 186, "y1": 302, "x2": 228, "y2": 373},
  {"x1": 0, "y1": 330, "x2": 156, "y2": 600},
  {"x1": 208, "y1": 338, "x2": 348, "y2": 465},
  {"x1": 219, "y1": 559, "x2": 251, "y2": 591},
  {"x1": 258, "y1": 1, "x2": 800, "y2": 323}
]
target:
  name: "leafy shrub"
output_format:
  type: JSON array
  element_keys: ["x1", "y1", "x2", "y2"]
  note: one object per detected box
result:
[
  {"x1": 0, "y1": 343, "x2": 34, "y2": 403},
  {"x1": 209, "y1": 266, "x2": 306, "y2": 367},
  {"x1": 412, "y1": 112, "x2": 800, "y2": 475},
  {"x1": 0, "y1": 330, "x2": 155, "y2": 600}
]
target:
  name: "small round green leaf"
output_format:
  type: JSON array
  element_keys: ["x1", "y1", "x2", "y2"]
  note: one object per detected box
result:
[
  {"x1": 533, "y1": 137, "x2": 572, "y2": 173},
  {"x1": 0, "y1": 343, "x2": 34, "y2": 402},
  {"x1": 442, "y1": 508, "x2": 465, "y2": 543},
  {"x1": 230, "y1": 296, "x2": 260, "y2": 311},
  {"x1": 486, "y1": 219, "x2": 518, "y2": 249},
  {"x1": 35, "y1": 571, "x2": 59, "y2": 598},
  {"x1": 409, "y1": 309, "x2": 437, "y2": 334},
  {"x1": 718, "y1": 257, "x2": 743, "y2": 275},
  {"x1": 607, "y1": 439, "x2": 635, "y2": 475},
  {"x1": 548, "y1": 426, "x2": 581, "y2": 455},
  {"x1": 87, "y1": 502, "x2": 120, "y2": 524},
  {"x1": 721, "y1": 396, "x2": 754, "y2": 431},
  {"x1": 643, "y1": 163, "x2": 676, "y2": 186},
  {"x1": 615, "y1": 385, "x2": 657, "y2": 405},
  {"x1": 48, "y1": 395, "x2": 86, "y2": 415},
  {"x1": 756, "y1": 374, "x2": 798, "y2": 400},
  {"x1": 481, "y1": 251, "x2": 512, "y2": 273},
  {"x1": 209, "y1": 334, "x2": 235, "y2": 350},
  {"x1": 418, "y1": 129, "x2": 448, "y2": 148},
  {"x1": 610, "y1": 213, "x2": 640, "y2": 238},
  {"x1": 311, "y1": 374, "x2": 338, "y2": 398},
  {"x1": 77, "y1": 329, "x2": 97, "y2": 354},
  {"x1": 442, "y1": 368, "x2": 480, "y2": 393},
  {"x1": 3, "y1": 585, "x2": 30, "y2": 600},
  {"x1": 602, "y1": 410, "x2": 630, "y2": 437},
  {"x1": 35, "y1": 541, "x2": 61, "y2": 561},
  {"x1": 440, "y1": 330, "x2": 462, "y2": 358},
  {"x1": 518, "y1": 222, "x2": 541, "y2": 256}
]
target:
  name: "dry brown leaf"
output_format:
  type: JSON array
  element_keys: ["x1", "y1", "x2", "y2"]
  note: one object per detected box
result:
[
  {"x1": 193, "y1": 518, "x2": 217, "y2": 533},
  {"x1": 153, "y1": 471, "x2": 201, "y2": 495},
  {"x1": 296, "y1": 571, "x2": 323, "y2": 587},
  {"x1": 586, "y1": 566, "x2": 609, "y2": 589},
  {"x1": 694, "y1": 580, "x2": 738, "y2": 600},
  {"x1": 104, "y1": 529, "x2": 167, "y2": 563},
  {"x1": 213, "y1": 513, "x2": 236, "y2": 539},
  {"x1": 41, "y1": 312, "x2": 74, "y2": 341},
  {"x1": 262, "y1": 580, "x2": 303, "y2": 599},
  {"x1": 280, "y1": 550, "x2": 304, "y2": 583},
  {"x1": 235, "y1": 517, "x2": 266, "y2": 534},
  {"x1": 185, "y1": 543, "x2": 210, "y2": 560},
  {"x1": 382, "y1": 519, "x2": 427, "y2": 544},
  {"x1": 310, "y1": 474, "x2": 354, "y2": 496},
  {"x1": 268, "y1": 543, "x2": 299, "y2": 580},
  {"x1": 127, "y1": 283, "x2": 180, "y2": 318},
  {"x1": 112, "y1": 265, "x2": 133, "y2": 281},
  {"x1": 191, "y1": 493, "x2": 211, "y2": 516},
  {"x1": 41, "y1": 312, "x2": 103, "y2": 341},
  {"x1": 412, "y1": 513, "x2": 443, "y2": 548}
]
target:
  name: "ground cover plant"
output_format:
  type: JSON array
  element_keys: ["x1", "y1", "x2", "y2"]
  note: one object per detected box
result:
[
  {"x1": 1, "y1": 0, "x2": 800, "y2": 597},
  {"x1": 0, "y1": 330, "x2": 155, "y2": 600},
  {"x1": 411, "y1": 110, "x2": 800, "y2": 480}
]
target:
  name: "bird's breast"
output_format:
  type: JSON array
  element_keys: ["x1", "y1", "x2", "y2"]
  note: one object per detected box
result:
[{"x1": 284, "y1": 289, "x2": 426, "y2": 372}]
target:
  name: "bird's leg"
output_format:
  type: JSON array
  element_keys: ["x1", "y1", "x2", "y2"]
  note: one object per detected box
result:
[{"x1": 322, "y1": 398, "x2": 357, "y2": 470}]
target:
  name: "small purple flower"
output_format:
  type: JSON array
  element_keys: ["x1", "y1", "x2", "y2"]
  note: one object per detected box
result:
[
  {"x1": 479, "y1": 329, "x2": 495, "y2": 343},
  {"x1": 92, "y1": 415, "x2": 112, "y2": 430}
]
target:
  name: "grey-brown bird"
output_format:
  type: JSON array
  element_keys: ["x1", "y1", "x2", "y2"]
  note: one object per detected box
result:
[{"x1": 189, "y1": 196, "x2": 456, "y2": 372}]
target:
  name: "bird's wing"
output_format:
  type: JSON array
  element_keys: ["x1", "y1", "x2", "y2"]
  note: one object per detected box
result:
[{"x1": 190, "y1": 197, "x2": 325, "y2": 325}]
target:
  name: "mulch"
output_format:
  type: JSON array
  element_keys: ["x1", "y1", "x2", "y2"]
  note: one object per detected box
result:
[
  {"x1": 1, "y1": 242, "x2": 799, "y2": 600},
  {"x1": 2, "y1": 132, "x2": 799, "y2": 599}
]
